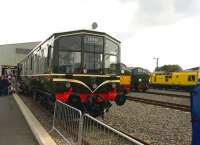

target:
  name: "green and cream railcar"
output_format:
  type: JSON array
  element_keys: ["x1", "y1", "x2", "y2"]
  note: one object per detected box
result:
[{"x1": 17, "y1": 30, "x2": 127, "y2": 117}]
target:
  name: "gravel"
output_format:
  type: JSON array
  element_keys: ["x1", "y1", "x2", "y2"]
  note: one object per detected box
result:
[
  {"x1": 128, "y1": 92, "x2": 190, "y2": 106},
  {"x1": 19, "y1": 94, "x2": 192, "y2": 145},
  {"x1": 99, "y1": 100, "x2": 192, "y2": 145}
]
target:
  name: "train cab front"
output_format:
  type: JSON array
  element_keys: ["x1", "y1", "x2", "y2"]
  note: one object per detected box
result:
[{"x1": 53, "y1": 30, "x2": 127, "y2": 117}]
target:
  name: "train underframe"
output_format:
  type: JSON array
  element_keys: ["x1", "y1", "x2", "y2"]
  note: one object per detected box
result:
[
  {"x1": 18, "y1": 78, "x2": 127, "y2": 117},
  {"x1": 150, "y1": 84, "x2": 195, "y2": 91}
]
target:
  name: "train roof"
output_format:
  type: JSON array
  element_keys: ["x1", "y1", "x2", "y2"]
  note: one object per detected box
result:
[
  {"x1": 54, "y1": 30, "x2": 120, "y2": 43},
  {"x1": 20, "y1": 29, "x2": 120, "y2": 63}
]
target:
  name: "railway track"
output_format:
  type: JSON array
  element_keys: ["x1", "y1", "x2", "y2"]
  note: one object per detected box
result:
[
  {"x1": 103, "y1": 122, "x2": 150, "y2": 145},
  {"x1": 114, "y1": 128, "x2": 150, "y2": 145},
  {"x1": 127, "y1": 96, "x2": 190, "y2": 112},
  {"x1": 144, "y1": 91, "x2": 190, "y2": 98}
]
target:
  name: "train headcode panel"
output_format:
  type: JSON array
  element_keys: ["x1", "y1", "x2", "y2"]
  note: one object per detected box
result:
[{"x1": 17, "y1": 30, "x2": 129, "y2": 117}]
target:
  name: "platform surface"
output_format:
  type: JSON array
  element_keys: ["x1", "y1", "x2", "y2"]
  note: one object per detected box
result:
[{"x1": 0, "y1": 95, "x2": 39, "y2": 145}]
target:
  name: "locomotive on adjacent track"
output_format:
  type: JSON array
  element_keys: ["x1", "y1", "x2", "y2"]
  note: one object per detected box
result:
[
  {"x1": 130, "y1": 67, "x2": 150, "y2": 92},
  {"x1": 17, "y1": 30, "x2": 128, "y2": 117},
  {"x1": 149, "y1": 70, "x2": 200, "y2": 91}
]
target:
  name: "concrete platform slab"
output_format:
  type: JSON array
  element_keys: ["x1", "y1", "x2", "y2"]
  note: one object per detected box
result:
[{"x1": 0, "y1": 95, "x2": 39, "y2": 145}]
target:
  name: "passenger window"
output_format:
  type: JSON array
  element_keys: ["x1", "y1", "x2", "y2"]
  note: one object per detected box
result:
[
  {"x1": 188, "y1": 75, "x2": 195, "y2": 82},
  {"x1": 192, "y1": 75, "x2": 195, "y2": 81},
  {"x1": 30, "y1": 56, "x2": 33, "y2": 71},
  {"x1": 47, "y1": 45, "x2": 52, "y2": 66},
  {"x1": 188, "y1": 76, "x2": 191, "y2": 81}
]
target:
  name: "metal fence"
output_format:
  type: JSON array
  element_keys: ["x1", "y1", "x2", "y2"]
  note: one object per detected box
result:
[
  {"x1": 51, "y1": 101, "x2": 83, "y2": 145},
  {"x1": 51, "y1": 101, "x2": 144, "y2": 145},
  {"x1": 81, "y1": 114, "x2": 144, "y2": 145}
]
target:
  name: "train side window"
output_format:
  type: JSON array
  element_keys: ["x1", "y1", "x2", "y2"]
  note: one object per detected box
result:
[
  {"x1": 192, "y1": 75, "x2": 195, "y2": 81},
  {"x1": 154, "y1": 77, "x2": 156, "y2": 82},
  {"x1": 47, "y1": 45, "x2": 52, "y2": 66},
  {"x1": 176, "y1": 75, "x2": 179, "y2": 78},
  {"x1": 188, "y1": 75, "x2": 195, "y2": 81},
  {"x1": 188, "y1": 76, "x2": 191, "y2": 81},
  {"x1": 30, "y1": 56, "x2": 33, "y2": 71}
]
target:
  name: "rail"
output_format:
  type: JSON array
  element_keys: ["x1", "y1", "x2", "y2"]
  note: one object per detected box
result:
[
  {"x1": 144, "y1": 90, "x2": 190, "y2": 98},
  {"x1": 127, "y1": 96, "x2": 190, "y2": 112}
]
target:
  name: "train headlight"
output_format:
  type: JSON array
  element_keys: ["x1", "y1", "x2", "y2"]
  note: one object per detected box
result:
[
  {"x1": 92, "y1": 83, "x2": 97, "y2": 89},
  {"x1": 121, "y1": 69, "x2": 125, "y2": 74},
  {"x1": 112, "y1": 83, "x2": 116, "y2": 89},
  {"x1": 138, "y1": 78, "x2": 142, "y2": 82},
  {"x1": 83, "y1": 69, "x2": 87, "y2": 74},
  {"x1": 65, "y1": 82, "x2": 71, "y2": 88}
]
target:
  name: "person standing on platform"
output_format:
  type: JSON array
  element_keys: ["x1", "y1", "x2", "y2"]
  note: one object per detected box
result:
[{"x1": 2, "y1": 76, "x2": 10, "y2": 95}]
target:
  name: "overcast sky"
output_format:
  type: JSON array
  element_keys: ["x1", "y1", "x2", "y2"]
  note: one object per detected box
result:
[{"x1": 0, "y1": 0, "x2": 200, "y2": 71}]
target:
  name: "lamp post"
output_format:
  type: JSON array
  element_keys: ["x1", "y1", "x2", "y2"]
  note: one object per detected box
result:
[{"x1": 153, "y1": 57, "x2": 159, "y2": 71}]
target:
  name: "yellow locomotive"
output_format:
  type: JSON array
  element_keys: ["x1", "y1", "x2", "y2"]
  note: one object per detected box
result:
[
  {"x1": 117, "y1": 63, "x2": 131, "y2": 93},
  {"x1": 150, "y1": 70, "x2": 200, "y2": 90}
]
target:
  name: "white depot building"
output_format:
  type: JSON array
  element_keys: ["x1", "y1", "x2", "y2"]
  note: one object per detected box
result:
[{"x1": 0, "y1": 41, "x2": 40, "y2": 66}]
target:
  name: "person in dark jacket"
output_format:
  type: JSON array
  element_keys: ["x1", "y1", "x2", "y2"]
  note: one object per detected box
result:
[{"x1": 2, "y1": 76, "x2": 10, "y2": 95}]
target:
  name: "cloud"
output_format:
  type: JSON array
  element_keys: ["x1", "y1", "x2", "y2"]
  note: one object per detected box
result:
[
  {"x1": 121, "y1": 0, "x2": 200, "y2": 30},
  {"x1": 131, "y1": 0, "x2": 176, "y2": 28},
  {"x1": 176, "y1": 0, "x2": 200, "y2": 17},
  {"x1": 122, "y1": 16, "x2": 200, "y2": 71}
]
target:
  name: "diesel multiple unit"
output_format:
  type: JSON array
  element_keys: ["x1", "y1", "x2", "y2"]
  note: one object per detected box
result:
[{"x1": 17, "y1": 30, "x2": 128, "y2": 117}]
